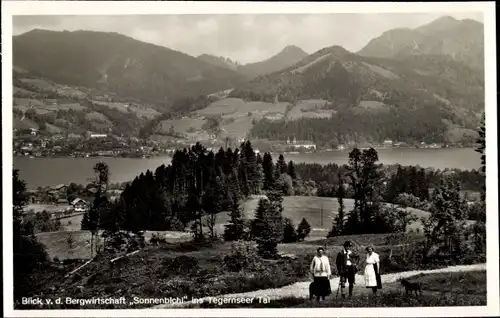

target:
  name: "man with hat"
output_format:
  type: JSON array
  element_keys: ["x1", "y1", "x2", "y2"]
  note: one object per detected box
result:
[{"x1": 335, "y1": 240, "x2": 358, "y2": 298}]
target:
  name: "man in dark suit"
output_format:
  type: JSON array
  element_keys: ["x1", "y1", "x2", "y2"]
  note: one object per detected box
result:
[{"x1": 336, "y1": 241, "x2": 358, "y2": 298}]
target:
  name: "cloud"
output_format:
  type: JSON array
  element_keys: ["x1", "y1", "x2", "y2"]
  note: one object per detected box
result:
[{"x1": 13, "y1": 13, "x2": 484, "y2": 63}]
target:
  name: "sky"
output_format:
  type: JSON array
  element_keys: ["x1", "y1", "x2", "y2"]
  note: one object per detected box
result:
[{"x1": 13, "y1": 12, "x2": 483, "y2": 64}]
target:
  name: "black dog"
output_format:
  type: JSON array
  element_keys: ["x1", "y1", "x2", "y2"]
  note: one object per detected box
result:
[
  {"x1": 309, "y1": 282, "x2": 316, "y2": 300},
  {"x1": 400, "y1": 279, "x2": 423, "y2": 296}
]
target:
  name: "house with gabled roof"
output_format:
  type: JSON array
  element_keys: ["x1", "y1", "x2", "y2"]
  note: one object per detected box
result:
[{"x1": 71, "y1": 198, "x2": 88, "y2": 212}]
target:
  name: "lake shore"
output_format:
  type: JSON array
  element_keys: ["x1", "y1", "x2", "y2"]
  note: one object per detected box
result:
[{"x1": 14, "y1": 148, "x2": 480, "y2": 188}]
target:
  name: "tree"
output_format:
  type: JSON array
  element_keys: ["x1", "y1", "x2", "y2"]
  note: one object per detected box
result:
[
  {"x1": 262, "y1": 152, "x2": 275, "y2": 190},
  {"x1": 203, "y1": 175, "x2": 225, "y2": 239},
  {"x1": 256, "y1": 190, "x2": 284, "y2": 258},
  {"x1": 13, "y1": 169, "x2": 48, "y2": 301},
  {"x1": 282, "y1": 218, "x2": 298, "y2": 243},
  {"x1": 329, "y1": 174, "x2": 346, "y2": 237},
  {"x1": 250, "y1": 198, "x2": 269, "y2": 240},
  {"x1": 276, "y1": 154, "x2": 287, "y2": 175},
  {"x1": 66, "y1": 182, "x2": 81, "y2": 203},
  {"x1": 346, "y1": 148, "x2": 362, "y2": 227},
  {"x1": 87, "y1": 162, "x2": 110, "y2": 257},
  {"x1": 287, "y1": 160, "x2": 297, "y2": 180},
  {"x1": 470, "y1": 114, "x2": 486, "y2": 253},
  {"x1": 296, "y1": 217, "x2": 312, "y2": 241},
  {"x1": 224, "y1": 195, "x2": 246, "y2": 241},
  {"x1": 66, "y1": 232, "x2": 75, "y2": 258},
  {"x1": 274, "y1": 173, "x2": 294, "y2": 196},
  {"x1": 344, "y1": 148, "x2": 383, "y2": 234},
  {"x1": 423, "y1": 177, "x2": 469, "y2": 261},
  {"x1": 475, "y1": 114, "x2": 485, "y2": 201},
  {"x1": 392, "y1": 193, "x2": 419, "y2": 232}
]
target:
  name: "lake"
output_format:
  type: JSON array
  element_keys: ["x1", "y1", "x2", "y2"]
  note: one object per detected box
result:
[{"x1": 13, "y1": 148, "x2": 480, "y2": 188}]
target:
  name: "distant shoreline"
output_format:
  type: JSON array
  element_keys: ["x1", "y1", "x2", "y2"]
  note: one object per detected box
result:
[{"x1": 14, "y1": 146, "x2": 474, "y2": 160}]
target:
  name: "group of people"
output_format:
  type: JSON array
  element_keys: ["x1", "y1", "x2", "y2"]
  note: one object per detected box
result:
[{"x1": 309, "y1": 241, "x2": 382, "y2": 301}]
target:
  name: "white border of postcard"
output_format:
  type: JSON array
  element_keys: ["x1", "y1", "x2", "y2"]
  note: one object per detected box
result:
[{"x1": 2, "y1": 1, "x2": 498, "y2": 317}]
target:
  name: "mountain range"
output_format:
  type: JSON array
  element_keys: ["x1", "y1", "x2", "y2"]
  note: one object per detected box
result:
[
  {"x1": 12, "y1": 16, "x2": 485, "y2": 145},
  {"x1": 357, "y1": 16, "x2": 484, "y2": 71}
]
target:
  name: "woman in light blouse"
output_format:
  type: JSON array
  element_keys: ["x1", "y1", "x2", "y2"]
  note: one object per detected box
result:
[
  {"x1": 364, "y1": 245, "x2": 382, "y2": 295},
  {"x1": 310, "y1": 247, "x2": 332, "y2": 301}
]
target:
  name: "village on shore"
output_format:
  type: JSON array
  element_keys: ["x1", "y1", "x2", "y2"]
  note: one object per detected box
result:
[{"x1": 14, "y1": 127, "x2": 471, "y2": 160}]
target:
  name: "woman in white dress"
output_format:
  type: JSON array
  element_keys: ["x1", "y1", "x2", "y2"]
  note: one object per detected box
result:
[{"x1": 364, "y1": 245, "x2": 382, "y2": 295}]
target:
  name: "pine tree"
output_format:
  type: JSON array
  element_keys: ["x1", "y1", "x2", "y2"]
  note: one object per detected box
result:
[
  {"x1": 255, "y1": 153, "x2": 264, "y2": 193},
  {"x1": 81, "y1": 210, "x2": 91, "y2": 230},
  {"x1": 296, "y1": 217, "x2": 311, "y2": 241},
  {"x1": 224, "y1": 195, "x2": 245, "y2": 241},
  {"x1": 262, "y1": 152, "x2": 275, "y2": 190},
  {"x1": 282, "y1": 218, "x2": 298, "y2": 243},
  {"x1": 203, "y1": 175, "x2": 225, "y2": 239},
  {"x1": 475, "y1": 114, "x2": 485, "y2": 201},
  {"x1": 329, "y1": 174, "x2": 346, "y2": 236},
  {"x1": 277, "y1": 154, "x2": 287, "y2": 174},
  {"x1": 416, "y1": 168, "x2": 429, "y2": 200},
  {"x1": 250, "y1": 198, "x2": 269, "y2": 240},
  {"x1": 287, "y1": 160, "x2": 297, "y2": 179},
  {"x1": 256, "y1": 190, "x2": 284, "y2": 258}
]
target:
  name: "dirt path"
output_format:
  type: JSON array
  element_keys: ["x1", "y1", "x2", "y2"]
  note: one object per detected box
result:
[{"x1": 152, "y1": 263, "x2": 486, "y2": 308}]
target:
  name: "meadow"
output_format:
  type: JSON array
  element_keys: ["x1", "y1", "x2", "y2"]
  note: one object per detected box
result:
[
  {"x1": 212, "y1": 195, "x2": 431, "y2": 238},
  {"x1": 34, "y1": 195, "x2": 432, "y2": 261}
]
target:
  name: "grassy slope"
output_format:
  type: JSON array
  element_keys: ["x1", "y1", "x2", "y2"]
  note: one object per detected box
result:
[
  {"x1": 185, "y1": 98, "x2": 345, "y2": 141},
  {"x1": 36, "y1": 195, "x2": 431, "y2": 260},
  {"x1": 35, "y1": 230, "x2": 192, "y2": 260},
  {"x1": 213, "y1": 195, "x2": 430, "y2": 238}
]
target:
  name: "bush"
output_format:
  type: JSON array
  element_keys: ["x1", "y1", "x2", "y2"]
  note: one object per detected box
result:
[
  {"x1": 165, "y1": 217, "x2": 185, "y2": 231},
  {"x1": 223, "y1": 241, "x2": 261, "y2": 272},
  {"x1": 296, "y1": 218, "x2": 311, "y2": 241},
  {"x1": 162, "y1": 255, "x2": 200, "y2": 276},
  {"x1": 381, "y1": 242, "x2": 427, "y2": 273}
]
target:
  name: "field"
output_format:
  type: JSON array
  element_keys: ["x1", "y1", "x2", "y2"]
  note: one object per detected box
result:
[
  {"x1": 45, "y1": 123, "x2": 65, "y2": 134},
  {"x1": 26, "y1": 203, "x2": 72, "y2": 213},
  {"x1": 287, "y1": 99, "x2": 334, "y2": 120},
  {"x1": 156, "y1": 118, "x2": 206, "y2": 135},
  {"x1": 85, "y1": 111, "x2": 112, "y2": 124},
  {"x1": 220, "y1": 116, "x2": 254, "y2": 140},
  {"x1": 14, "y1": 97, "x2": 88, "y2": 117},
  {"x1": 35, "y1": 195, "x2": 431, "y2": 260},
  {"x1": 13, "y1": 117, "x2": 39, "y2": 130},
  {"x1": 191, "y1": 98, "x2": 341, "y2": 140},
  {"x1": 351, "y1": 100, "x2": 395, "y2": 115},
  {"x1": 153, "y1": 96, "x2": 413, "y2": 142},
  {"x1": 14, "y1": 86, "x2": 37, "y2": 97},
  {"x1": 91, "y1": 100, "x2": 160, "y2": 119},
  {"x1": 18, "y1": 78, "x2": 87, "y2": 98},
  {"x1": 36, "y1": 230, "x2": 192, "y2": 260},
  {"x1": 59, "y1": 213, "x2": 85, "y2": 231},
  {"x1": 212, "y1": 195, "x2": 431, "y2": 238}
]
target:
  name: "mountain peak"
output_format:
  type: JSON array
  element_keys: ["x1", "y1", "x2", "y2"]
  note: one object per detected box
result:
[
  {"x1": 280, "y1": 45, "x2": 307, "y2": 54},
  {"x1": 283, "y1": 45, "x2": 299, "y2": 51},
  {"x1": 238, "y1": 45, "x2": 308, "y2": 78},
  {"x1": 416, "y1": 15, "x2": 461, "y2": 34}
]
